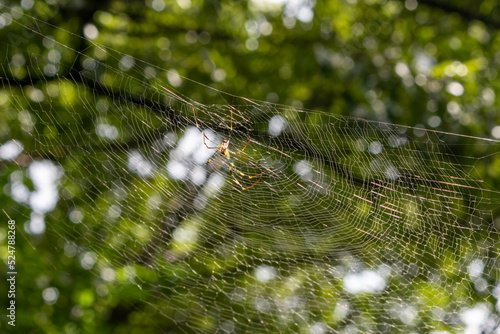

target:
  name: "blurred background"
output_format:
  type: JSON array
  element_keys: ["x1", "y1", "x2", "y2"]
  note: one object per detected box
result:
[{"x1": 2, "y1": 0, "x2": 500, "y2": 333}]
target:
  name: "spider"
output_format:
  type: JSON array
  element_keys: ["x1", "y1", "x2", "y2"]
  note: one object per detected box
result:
[{"x1": 192, "y1": 106, "x2": 267, "y2": 190}]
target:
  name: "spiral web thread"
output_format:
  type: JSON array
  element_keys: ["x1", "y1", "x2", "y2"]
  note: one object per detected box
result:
[{"x1": 2, "y1": 8, "x2": 500, "y2": 333}]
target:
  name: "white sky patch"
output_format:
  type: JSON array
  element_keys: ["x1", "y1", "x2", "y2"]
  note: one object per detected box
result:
[
  {"x1": 310, "y1": 322, "x2": 327, "y2": 334},
  {"x1": 10, "y1": 7, "x2": 23, "y2": 19},
  {"x1": 27, "y1": 87, "x2": 44, "y2": 102},
  {"x1": 399, "y1": 305, "x2": 417, "y2": 325},
  {"x1": 69, "y1": 208, "x2": 84, "y2": 224},
  {"x1": 428, "y1": 115, "x2": 442, "y2": 128},
  {"x1": 334, "y1": 301, "x2": 349, "y2": 320},
  {"x1": 250, "y1": 0, "x2": 286, "y2": 11},
  {"x1": 296, "y1": 5, "x2": 313, "y2": 22},
  {"x1": 468, "y1": 259, "x2": 484, "y2": 278},
  {"x1": 167, "y1": 69, "x2": 182, "y2": 87},
  {"x1": 167, "y1": 160, "x2": 188, "y2": 180},
  {"x1": 246, "y1": 20, "x2": 259, "y2": 38},
  {"x1": 268, "y1": 115, "x2": 287, "y2": 137},
  {"x1": 42, "y1": 287, "x2": 59, "y2": 305},
  {"x1": 395, "y1": 62, "x2": 411, "y2": 77},
  {"x1": 491, "y1": 126, "x2": 500, "y2": 139},
  {"x1": 446, "y1": 82, "x2": 464, "y2": 96},
  {"x1": 193, "y1": 131, "x2": 219, "y2": 164},
  {"x1": 378, "y1": 263, "x2": 392, "y2": 278},
  {"x1": 118, "y1": 55, "x2": 135, "y2": 71},
  {"x1": 96, "y1": 122, "x2": 119, "y2": 140},
  {"x1": 21, "y1": 0, "x2": 34, "y2": 10},
  {"x1": 152, "y1": 0, "x2": 166, "y2": 11},
  {"x1": 64, "y1": 242, "x2": 77, "y2": 257},
  {"x1": 80, "y1": 251, "x2": 98, "y2": 270},
  {"x1": 179, "y1": 127, "x2": 204, "y2": 156},
  {"x1": 250, "y1": 0, "x2": 288, "y2": 9},
  {"x1": 482, "y1": 88, "x2": 495, "y2": 106},
  {"x1": 460, "y1": 303, "x2": 490, "y2": 334},
  {"x1": 107, "y1": 204, "x2": 122, "y2": 220},
  {"x1": 255, "y1": 297, "x2": 271, "y2": 313},
  {"x1": 204, "y1": 174, "x2": 225, "y2": 195},
  {"x1": 414, "y1": 52, "x2": 434, "y2": 74},
  {"x1": 11, "y1": 53, "x2": 25, "y2": 66},
  {"x1": 127, "y1": 150, "x2": 153, "y2": 177},
  {"x1": 246, "y1": 38, "x2": 259, "y2": 51},
  {"x1": 282, "y1": 295, "x2": 304, "y2": 311},
  {"x1": 447, "y1": 101, "x2": 461, "y2": 117},
  {"x1": 29, "y1": 211, "x2": 45, "y2": 234},
  {"x1": 344, "y1": 270, "x2": 386, "y2": 294},
  {"x1": 293, "y1": 160, "x2": 312, "y2": 181},
  {"x1": 260, "y1": 21, "x2": 273, "y2": 36},
  {"x1": 388, "y1": 135, "x2": 407, "y2": 148},
  {"x1": 14, "y1": 108, "x2": 32, "y2": 134},
  {"x1": 211, "y1": 68, "x2": 226, "y2": 82},
  {"x1": 1, "y1": 12, "x2": 13, "y2": 27},
  {"x1": 163, "y1": 131, "x2": 177, "y2": 147},
  {"x1": 255, "y1": 265, "x2": 277, "y2": 283},
  {"x1": 10, "y1": 175, "x2": 30, "y2": 204},
  {"x1": 283, "y1": 0, "x2": 315, "y2": 23},
  {"x1": 413, "y1": 124, "x2": 427, "y2": 137},
  {"x1": 47, "y1": 49, "x2": 61, "y2": 64},
  {"x1": 167, "y1": 127, "x2": 218, "y2": 183},
  {"x1": 173, "y1": 127, "x2": 211, "y2": 161},
  {"x1": 144, "y1": 66, "x2": 157, "y2": 79},
  {"x1": 25, "y1": 160, "x2": 63, "y2": 235},
  {"x1": 190, "y1": 165, "x2": 207, "y2": 185},
  {"x1": 82, "y1": 57, "x2": 97, "y2": 71},
  {"x1": 44, "y1": 64, "x2": 58, "y2": 77},
  {"x1": 493, "y1": 283, "x2": 500, "y2": 300},
  {"x1": 221, "y1": 320, "x2": 235, "y2": 333},
  {"x1": 173, "y1": 224, "x2": 199, "y2": 244},
  {"x1": 193, "y1": 194, "x2": 207, "y2": 210},
  {"x1": 83, "y1": 23, "x2": 99, "y2": 40},
  {"x1": 474, "y1": 278, "x2": 488, "y2": 293},
  {"x1": 453, "y1": 62, "x2": 469, "y2": 77},
  {"x1": 29, "y1": 160, "x2": 63, "y2": 213},
  {"x1": 0, "y1": 139, "x2": 23, "y2": 160},
  {"x1": 385, "y1": 165, "x2": 399, "y2": 180},
  {"x1": 176, "y1": 0, "x2": 191, "y2": 9},
  {"x1": 369, "y1": 141, "x2": 383, "y2": 154},
  {"x1": 101, "y1": 267, "x2": 116, "y2": 282}
]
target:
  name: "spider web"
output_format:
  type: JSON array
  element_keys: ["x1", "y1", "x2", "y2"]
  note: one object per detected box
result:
[{"x1": 2, "y1": 6, "x2": 500, "y2": 333}]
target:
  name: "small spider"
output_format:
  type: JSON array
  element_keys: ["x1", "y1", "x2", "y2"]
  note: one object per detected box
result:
[{"x1": 193, "y1": 106, "x2": 267, "y2": 190}]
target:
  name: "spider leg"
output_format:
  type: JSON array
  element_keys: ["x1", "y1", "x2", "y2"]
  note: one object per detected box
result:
[
  {"x1": 229, "y1": 169, "x2": 243, "y2": 189},
  {"x1": 229, "y1": 167, "x2": 262, "y2": 191},
  {"x1": 229, "y1": 161, "x2": 269, "y2": 179},
  {"x1": 232, "y1": 140, "x2": 251, "y2": 155},
  {"x1": 206, "y1": 151, "x2": 219, "y2": 165},
  {"x1": 241, "y1": 176, "x2": 262, "y2": 190},
  {"x1": 193, "y1": 106, "x2": 219, "y2": 149},
  {"x1": 230, "y1": 107, "x2": 233, "y2": 133},
  {"x1": 194, "y1": 105, "x2": 266, "y2": 191},
  {"x1": 228, "y1": 145, "x2": 268, "y2": 179},
  {"x1": 193, "y1": 106, "x2": 201, "y2": 128},
  {"x1": 228, "y1": 106, "x2": 234, "y2": 140},
  {"x1": 225, "y1": 155, "x2": 267, "y2": 190},
  {"x1": 202, "y1": 132, "x2": 218, "y2": 149}
]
